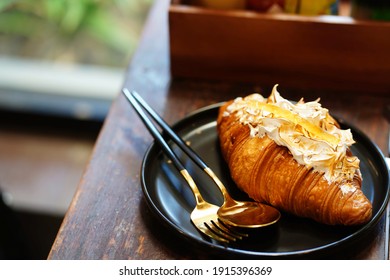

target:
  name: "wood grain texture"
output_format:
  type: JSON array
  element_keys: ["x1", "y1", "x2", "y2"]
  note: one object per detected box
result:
[{"x1": 49, "y1": 0, "x2": 390, "y2": 260}]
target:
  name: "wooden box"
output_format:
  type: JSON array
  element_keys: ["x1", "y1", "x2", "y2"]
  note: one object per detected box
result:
[{"x1": 169, "y1": 1, "x2": 390, "y2": 93}]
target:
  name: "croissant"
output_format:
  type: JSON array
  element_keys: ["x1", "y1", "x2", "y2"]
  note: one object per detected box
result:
[{"x1": 217, "y1": 85, "x2": 372, "y2": 226}]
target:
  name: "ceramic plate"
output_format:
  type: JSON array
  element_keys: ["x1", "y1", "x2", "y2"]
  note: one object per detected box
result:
[{"x1": 141, "y1": 103, "x2": 390, "y2": 258}]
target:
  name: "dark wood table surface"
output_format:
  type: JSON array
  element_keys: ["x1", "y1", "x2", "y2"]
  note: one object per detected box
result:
[{"x1": 48, "y1": 0, "x2": 390, "y2": 260}]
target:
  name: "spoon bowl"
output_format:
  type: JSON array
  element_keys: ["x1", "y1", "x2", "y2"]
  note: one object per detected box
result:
[
  {"x1": 205, "y1": 168, "x2": 281, "y2": 229},
  {"x1": 218, "y1": 200, "x2": 281, "y2": 228}
]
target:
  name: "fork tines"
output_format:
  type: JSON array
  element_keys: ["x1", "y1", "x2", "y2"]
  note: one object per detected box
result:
[{"x1": 205, "y1": 219, "x2": 248, "y2": 243}]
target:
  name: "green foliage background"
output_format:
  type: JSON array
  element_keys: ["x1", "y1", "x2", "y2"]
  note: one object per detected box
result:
[{"x1": 0, "y1": 0, "x2": 154, "y2": 67}]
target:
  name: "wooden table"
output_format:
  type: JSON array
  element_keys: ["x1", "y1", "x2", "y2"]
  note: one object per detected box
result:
[{"x1": 48, "y1": 0, "x2": 390, "y2": 260}]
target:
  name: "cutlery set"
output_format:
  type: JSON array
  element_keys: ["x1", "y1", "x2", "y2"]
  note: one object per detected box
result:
[{"x1": 123, "y1": 88, "x2": 281, "y2": 243}]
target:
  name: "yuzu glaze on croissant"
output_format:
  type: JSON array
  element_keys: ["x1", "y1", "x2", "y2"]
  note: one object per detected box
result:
[{"x1": 217, "y1": 86, "x2": 372, "y2": 226}]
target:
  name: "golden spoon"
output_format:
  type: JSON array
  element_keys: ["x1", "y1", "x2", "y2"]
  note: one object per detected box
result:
[{"x1": 127, "y1": 89, "x2": 281, "y2": 230}]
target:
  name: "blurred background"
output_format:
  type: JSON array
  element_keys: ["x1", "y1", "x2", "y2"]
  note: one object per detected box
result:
[{"x1": 0, "y1": 0, "x2": 153, "y2": 259}]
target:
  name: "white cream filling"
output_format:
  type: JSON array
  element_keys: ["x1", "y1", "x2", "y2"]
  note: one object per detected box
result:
[{"x1": 225, "y1": 85, "x2": 360, "y2": 183}]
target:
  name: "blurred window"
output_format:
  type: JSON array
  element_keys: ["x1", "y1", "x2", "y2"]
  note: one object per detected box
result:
[{"x1": 0, "y1": 0, "x2": 154, "y2": 121}]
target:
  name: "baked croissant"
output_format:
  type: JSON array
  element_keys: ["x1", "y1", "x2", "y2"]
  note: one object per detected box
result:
[{"x1": 217, "y1": 85, "x2": 372, "y2": 226}]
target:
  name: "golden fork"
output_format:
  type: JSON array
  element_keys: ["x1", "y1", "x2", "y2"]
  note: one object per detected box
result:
[{"x1": 123, "y1": 88, "x2": 246, "y2": 243}]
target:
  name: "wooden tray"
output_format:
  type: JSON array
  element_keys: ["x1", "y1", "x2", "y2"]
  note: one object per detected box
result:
[{"x1": 169, "y1": 0, "x2": 390, "y2": 93}]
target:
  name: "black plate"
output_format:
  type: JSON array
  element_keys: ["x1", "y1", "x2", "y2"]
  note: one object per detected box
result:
[{"x1": 141, "y1": 103, "x2": 390, "y2": 258}]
